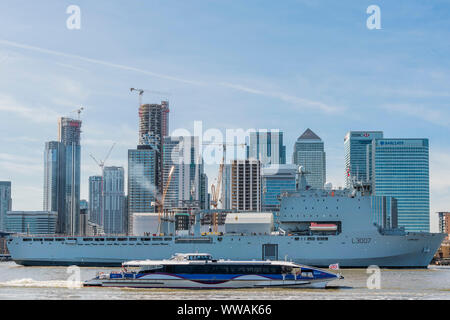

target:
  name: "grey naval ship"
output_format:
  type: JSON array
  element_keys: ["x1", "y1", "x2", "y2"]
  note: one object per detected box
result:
[{"x1": 6, "y1": 177, "x2": 445, "y2": 268}]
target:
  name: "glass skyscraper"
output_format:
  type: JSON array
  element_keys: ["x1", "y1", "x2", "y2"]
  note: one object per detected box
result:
[
  {"x1": 43, "y1": 141, "x2": 64, "y2": 218},
  {"x1": 221, "y1": 164, "x2": 232, "y2": 210},
  {"x1": 128, "y1": 145, "x2": 158, "y2": 234},
  {"x1": 261, "y1": 164, "x2": 298, "y2": 217},
  {"x1": 369, "y1": 138, "x2": 430, "y2": 232},
  {"x1": 103, "y1": 166, "x2": 125, "y2": 234},
  {"x1": 88, "y1": 176, "x2": 102, "y2": 226},
  {"x1": 43, "y1": 118, "x2": 81, "y2": 235},
  {"x1": 162, "y1": 136, "x2": 203, "y2": 209},
  {"x1": 344, "y1": 131, "x2": 383, "y2": 187},
  {"x1": 293, "y1": 129, "x2": 326, "y2": 189},
  {"x1": 0, "y1": 181, "x2": 12, "y2": 232},
  {"x1": 248, "y1": 130, "x2": 286, "y2": 165}
]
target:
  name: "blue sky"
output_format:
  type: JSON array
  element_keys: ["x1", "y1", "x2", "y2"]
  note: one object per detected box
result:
[{"x1": 0, "y1": 0, "x2": 449, "y2": 231}]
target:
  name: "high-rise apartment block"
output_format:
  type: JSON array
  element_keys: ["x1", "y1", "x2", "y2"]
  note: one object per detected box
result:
[
  {"x1": 438, "y1": 212, "x2": 450, "y2": 240},
  {"x1": 44, "y1": 117, "x2": 81, "y2": 235},
  {"x1": 103, "y1": 166, "x2": 126, "y2": 234},
  {"x1": 138, "y1": 102, "x2": 169, "y2": 193},
  {"x1": 88, "y1": 176, "x2": 102, "y2": 226},
  {"x1": 231, "y1": 159, "x2": 261, "y2": 211}
]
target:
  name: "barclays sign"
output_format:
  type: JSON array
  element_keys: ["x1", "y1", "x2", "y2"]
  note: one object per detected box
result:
[{"x1": 379, "y1": 140, "x2": 405, "y2": 146}]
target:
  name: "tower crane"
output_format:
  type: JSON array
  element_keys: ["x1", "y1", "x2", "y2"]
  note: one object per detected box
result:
[
  {"x1": 203, "y1": 142, "x2": 247, "y2": 232},
  {"x1": 130, "y1": 88, "x2": 172, "y2": 107},
  {"x1": 89, "y1": 143, "x2": 116, "y2": 226},
  {"x1": 157, "y1": 165, "x2": 175, "y2": 235},
  {"x1": 71, "y1": 106, "x2": 84, "y2": 120}
]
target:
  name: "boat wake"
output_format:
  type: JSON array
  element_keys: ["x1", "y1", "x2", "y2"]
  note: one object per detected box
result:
[{"x1": 0, "y1": 278, "x2": 82, "y2": 288}]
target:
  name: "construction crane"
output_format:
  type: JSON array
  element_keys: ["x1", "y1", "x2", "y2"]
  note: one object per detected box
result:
[
  {"x1": 89, "y1": 143, "x2": 116, "y2": 226},
  {"x1": 130, "y1": 88, "x2": 172, "y2": 107},
  {"x1": 71, "y1": 106, "x2": 84, "y2": 120},
  {"x1": 157, "y1": 165, "x2": 175, "y2": 235},
  {"x1": 89, "y1": 143, "x2": 116, "y2": 171},
  {"x1": 203, "y1": 142, "x2": 247, "y2": 232}
]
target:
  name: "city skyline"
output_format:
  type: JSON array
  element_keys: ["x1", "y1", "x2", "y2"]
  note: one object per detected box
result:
[{"x1": 0, "y1": 1, "x2": 449, "y2": 233}]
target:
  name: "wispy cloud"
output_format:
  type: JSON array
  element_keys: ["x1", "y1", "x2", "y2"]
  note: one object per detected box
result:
[
  {"x1": 0, "y1": 39, "x2": 206, "y2": 87},
  {"x1": 0, "y1": 39, "x2": 343, "y2": 115},
  {"x1": 0, "y1": 94, "x2": 60, "y2": 124},
  {"x1": 220, "y1": 82, "x2": 344, "y2": 114},
  {"x1": 0, "y1": 153, "x2": 42, "y2": 175},
  {"x1": 381, "y1": 103, "x2": 450, "y2": 127}
]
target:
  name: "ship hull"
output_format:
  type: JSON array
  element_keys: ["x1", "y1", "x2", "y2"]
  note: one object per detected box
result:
[{"x1": 6, "y1": 231, "x2": 445, "y2": 268}]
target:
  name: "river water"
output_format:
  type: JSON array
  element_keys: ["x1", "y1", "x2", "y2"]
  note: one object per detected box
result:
[{"x1": 0, "y1": 261, "x2": 449, "y2": 300}]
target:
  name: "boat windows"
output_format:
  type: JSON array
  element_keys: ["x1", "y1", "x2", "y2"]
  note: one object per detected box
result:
[
  {"x1": 23, "y1": 238, "x2": 32, "y2": 242},
  {"x1": 129, "y1": 238, "x2": 137, "y2": 241},
  {"x1": 83, "y1": 238, "x2": 93, "y2": 241},
  {"x1": 95, "y1": 238, "x2": 105, "y2": 241},
  {"x1": 117, "y1": 238, "x2": 127, "y2": 241},
  {"x1": 32, "y1": 238, "x2": 43, "y2": 241},
  {"x1": 141, "y1": 238, "x2": 151, "y2": 241},
  {"x1": 55, "y1": 238, "x2": 64, "y2": 241},
  {"x1": 155, "y1": 264, "x2": 287, "y2": 275},
  {"x1": 106, "y1": 238, "x2": 116, "y2": 241},
  {"x1": 44, "y1": 238, "x2": 54, "y2": 241},
  {"x1": 164, "y1": 237, "x2": 172, "y2": 241},
  {"x1": 152, "y1": 237, "x2": 163, "y2": 241}
]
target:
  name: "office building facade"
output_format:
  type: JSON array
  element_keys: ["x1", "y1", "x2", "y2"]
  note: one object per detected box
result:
[
  {"x1": 248, "y1": 130, "x2": 286, "y2": 165},
  {"x1": 43, "y1": 141, "x2": 64, "y2": 219},
  {"x1": 128, "y1": 145, "x2": 158, "y2": 234},
  {"x1": 0, "y1": 182, "x2": 12, "y2": 232},
  {"x1": 344, "y1": 131, "x2": 383, "y2": 187},
  {"x1": 369, "y1": 138, "x2": 430, "y2": 232},
  {"x1": 88, "y1": 176, "x2": 103, "y2": 226},
  {"x1": 103, "y1": 166, "x2": 126, "y2": 234},
  {"x1": 43, "y1": 117, "x2": 82, "y2": 235},
  {"x1": 6, "y1": 211, "x2": 57, "y2": 235},
  {"x1": 293, "y1": 129, "x2": 326, "y2": 189},
  {"x1": 162, "y1": 136, "x2": 203, "y2": 209},
  {"x1": 261, "y1": 164, "x2": 298, "y2": 214},
  {"x1": 221, "y1": 164, "x2": 232, "y2": 210}
]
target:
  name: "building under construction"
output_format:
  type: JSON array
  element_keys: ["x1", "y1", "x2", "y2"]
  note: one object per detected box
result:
[{"x1": 138, "y1": 101, "x2": 170, "y2": 194}]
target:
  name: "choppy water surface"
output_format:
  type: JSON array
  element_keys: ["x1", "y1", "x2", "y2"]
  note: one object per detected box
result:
[{"x1": 0, "y1": 261, "x2": 449, "y2": 300}]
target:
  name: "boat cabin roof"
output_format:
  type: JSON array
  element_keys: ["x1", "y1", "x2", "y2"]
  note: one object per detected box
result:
[{"x1": 122, "y1": 253, "x2": 304, "y2": 268}]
